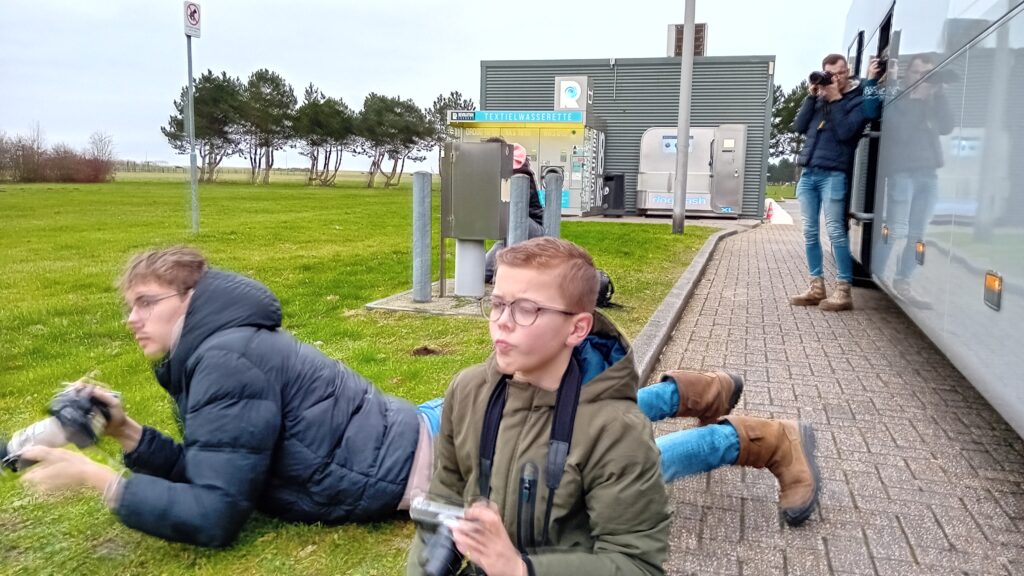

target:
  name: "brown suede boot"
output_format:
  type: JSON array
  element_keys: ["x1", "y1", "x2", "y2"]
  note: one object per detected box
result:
[
  {"x1": 819, "y1": 281, "x2": 853, "y2": 311},
  {"x1": 789, "y1": 277, "x2": 826, "y2": 306},
  {"x1": 660, "y1": 370, "x2": 744, "y2": 425},
  {"x1": 723, "y1": 415, "x2": 820, "y2": 526}
]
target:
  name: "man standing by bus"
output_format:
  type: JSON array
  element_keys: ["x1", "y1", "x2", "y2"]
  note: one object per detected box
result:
[{"x1": 789, "y1": 55, "x2": 882, "y2": 311}]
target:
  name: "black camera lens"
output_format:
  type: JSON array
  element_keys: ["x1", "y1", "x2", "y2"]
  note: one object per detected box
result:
[
  {"x1": 421, "y1": 524, "x2": 459, "y2": 576},
  {"x1": 809, "y1": 71, "x2": 834, "y2": 86}
]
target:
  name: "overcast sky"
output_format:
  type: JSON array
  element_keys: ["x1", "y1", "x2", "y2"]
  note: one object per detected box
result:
[{"x1": 1, "y1": 0, "x2": 854, "y2": 171}]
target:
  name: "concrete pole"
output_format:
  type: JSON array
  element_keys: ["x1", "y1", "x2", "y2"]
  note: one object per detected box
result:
[
  {"x1": 672, "y1": 0, "x2": 696, "y2": 235},
  {"x1": 412, "y1": 171, "x2": 432, "y2": 303},
  {"x1": 543, "y1": 171, "x2": 563, "y2": 238},
  {"x1": 454, "y1": 240, "x2": 485, "y2": 298},
  {"x1": 509, "y1": 174, "x2": 531, "y2": 246}
]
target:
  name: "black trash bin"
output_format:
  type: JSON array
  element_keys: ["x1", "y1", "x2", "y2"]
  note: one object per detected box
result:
[{"x1": 602, "y1": 173, "x2": 625, "y2": 218}]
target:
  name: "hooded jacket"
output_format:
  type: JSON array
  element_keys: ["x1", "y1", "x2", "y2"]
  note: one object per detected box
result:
[
  {"x1": 407, "y1": 313, "x2": 671, "y2": 575},
  {"x1": 116, "y1": 270, "x2": 420, "y2": 547}
]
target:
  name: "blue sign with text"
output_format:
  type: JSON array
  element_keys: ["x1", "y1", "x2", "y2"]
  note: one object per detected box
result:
[{"x1": 468, "y1": 110, "x2": 584, "y2": 123}]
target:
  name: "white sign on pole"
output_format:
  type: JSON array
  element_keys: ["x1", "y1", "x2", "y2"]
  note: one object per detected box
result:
[{"x1": 184, "y1": 2, "x2": 201, "y2": 38}]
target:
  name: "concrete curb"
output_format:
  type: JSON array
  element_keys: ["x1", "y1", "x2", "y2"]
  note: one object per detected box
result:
[{"x1": 631, "y1": 226, "x2": 749, "y2": 384}]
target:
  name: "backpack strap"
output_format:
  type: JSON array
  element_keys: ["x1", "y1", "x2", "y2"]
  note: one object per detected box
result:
[
  {"x1": 477, "y1": 355, "x2": 584, "y2": 548},
  {"x1": 478, "y1": 374, "x2": 510, "y2": 499}
]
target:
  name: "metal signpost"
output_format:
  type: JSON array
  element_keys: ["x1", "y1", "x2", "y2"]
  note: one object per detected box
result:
[
  {"x1": 672, "y1": 0, "x2": 696, "y2": 234},
  {"x1": 184, "y1": 2, "x2": 201, "y2": 233}
]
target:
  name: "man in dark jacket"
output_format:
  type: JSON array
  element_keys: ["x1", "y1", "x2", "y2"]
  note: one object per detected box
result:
[
  {"x1": 789, "y1": 54, "x2": 882, "y2": 311},
  {"x1": 16, "y1": 247, "x2": 428, "y2": 547}
]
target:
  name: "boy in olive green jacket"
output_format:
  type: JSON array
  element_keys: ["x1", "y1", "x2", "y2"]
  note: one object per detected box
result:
[
  {"x1": 407, "y1": 237, "x2": 820, "y2": 575},
  {"x1": 408, "y1": 238, "x2": 671, "y2": 575}
]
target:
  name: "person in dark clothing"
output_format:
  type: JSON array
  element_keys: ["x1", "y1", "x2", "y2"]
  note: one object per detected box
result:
[
  {"x1": 16, "y1": 247, "x2": 431, "y2": 547},
  {"x1": 483, "y1": 137, "x2": 546, "y2": 284},
  {"x1": 789, "y1": 54, "x2": 883, "y2": 312}
]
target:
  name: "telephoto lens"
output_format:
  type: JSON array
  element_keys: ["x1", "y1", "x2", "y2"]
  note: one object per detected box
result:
[
  {"x1": 809, "y1": 71, "x2": 834, "y2": 86},
  {"x1": 420, "y1": 524, "x2": 460, "y2": 576},
  {"x1": 410, "y1": 496, "x2": 465, "y2": 576},
  {"x1": 1, "y1": 417, "x2": 70, "y2": 471},
  {"x1": 0, "y1": 386, "x2": 113, "y2": 472}
]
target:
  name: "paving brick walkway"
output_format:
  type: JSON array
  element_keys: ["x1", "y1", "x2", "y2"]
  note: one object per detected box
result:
[{"x1": 652, "y1": 222, "x2": 1024, "y2": 575}]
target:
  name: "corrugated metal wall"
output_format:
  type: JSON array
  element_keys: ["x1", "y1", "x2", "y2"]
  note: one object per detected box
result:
[{"x1": 481, "y1": 56, "x2": 775, "y2": 218}]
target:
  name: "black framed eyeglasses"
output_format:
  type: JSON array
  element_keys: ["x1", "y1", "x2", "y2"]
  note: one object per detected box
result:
[
  {"x1": 125, "y1": 292, "x2": 182, "y2": 321},
  {"x1": 480, "y1": 297, "x2": 577, "y2": 327}
]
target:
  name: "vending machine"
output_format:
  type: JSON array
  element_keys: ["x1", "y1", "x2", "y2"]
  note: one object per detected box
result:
[{"x1": 636, "y1": 125, "x2": 748, "y2": 217}]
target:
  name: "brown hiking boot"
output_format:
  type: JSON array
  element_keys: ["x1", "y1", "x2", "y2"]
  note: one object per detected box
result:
[
  {"x1": 789, "y1": 277, "x2": 826, "y2": 306},
  {"x1": 660, "y1": 370, "x2": 744, "y2": 425},
  {"x1": 724, "y1": 415, "x2": 820, "y2": 526},
  {"x1": 819, "y1": 281, "x2": 853, "y2": 311}
]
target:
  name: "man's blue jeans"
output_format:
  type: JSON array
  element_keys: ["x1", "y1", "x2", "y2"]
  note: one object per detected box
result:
[
  {"x1": 796, "y1": 167, "x2": 854, "y2": 283},
  {"x1": 417, "y1": 379, "x2": 740, "y2": 484}
]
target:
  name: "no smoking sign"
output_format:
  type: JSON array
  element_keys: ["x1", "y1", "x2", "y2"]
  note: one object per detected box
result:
[{"x1": 184, "y1": 2, "x2": 201, "y2": 38}]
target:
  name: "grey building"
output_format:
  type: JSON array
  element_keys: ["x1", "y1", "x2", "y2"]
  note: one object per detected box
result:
[{"x1": 480, "y1": 56, "x2": 775, "y2": 218}]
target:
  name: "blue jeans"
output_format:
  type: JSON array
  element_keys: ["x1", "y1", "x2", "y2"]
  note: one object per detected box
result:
[
  {"x1": 418, "y1": 397, "x2": 444, "y2": 437},
  {"x1": 886, "y1": 170, "x2": 939, "y2": 280},
  {"x1": 796, "y1": 167, "x2": 854, "y2": 283},
  {"x1": 417, "y1": 379, "x2": 740, "y2": 483}
]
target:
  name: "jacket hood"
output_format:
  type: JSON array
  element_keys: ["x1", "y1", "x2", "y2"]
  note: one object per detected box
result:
[{"x1": 155, "y1": 269, "x2": 282, "y2": 394}]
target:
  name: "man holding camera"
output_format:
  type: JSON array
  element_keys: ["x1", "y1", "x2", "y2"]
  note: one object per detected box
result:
[
  {"x1": 16, "y1": 247, "x2": 427, "y2": 547},
  {"x1": 789, "y1": 54, "x2": 883, "y2": 311}
]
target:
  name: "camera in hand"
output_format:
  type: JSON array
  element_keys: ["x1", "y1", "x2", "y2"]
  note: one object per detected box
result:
[
  {"x1": 874, "y1": 58, "x2": 889, "y2": 78},
  {"x1": 809, "y1": 70, "x2": 834, "y2": 86},
  {"x1": 411, "y1": 496, "x2": 465, "y2": 576},
  {"x1": 0, "y1": 386, "x2": 113, "y2": 472}
]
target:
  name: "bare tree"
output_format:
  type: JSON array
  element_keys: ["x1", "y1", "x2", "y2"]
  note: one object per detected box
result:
[
  {"x1": 87, "y1": 131, "x2": 115, "y2": 161},
  {"x1": 0, "y1": 131, "x2": 10, "y2": 181},
  {"x1": 85, "y1": 131, "x2": 116, "y2": 181},
  {"x1": 11, "y1": 123, "x2": 46, "y2": 182}
]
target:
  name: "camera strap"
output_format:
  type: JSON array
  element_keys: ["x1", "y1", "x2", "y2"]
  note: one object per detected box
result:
[{"x1": 478, "y1": 354, "x2": 583, "y2": 550}]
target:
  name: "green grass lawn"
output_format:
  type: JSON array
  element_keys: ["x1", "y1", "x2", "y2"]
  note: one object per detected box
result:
[
  {"x1": 766, "y1": 184, "x2": 796, "y2": 202},
  {"x1": 0, "y1": 178, "x2": 712, "y2": 575}
]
